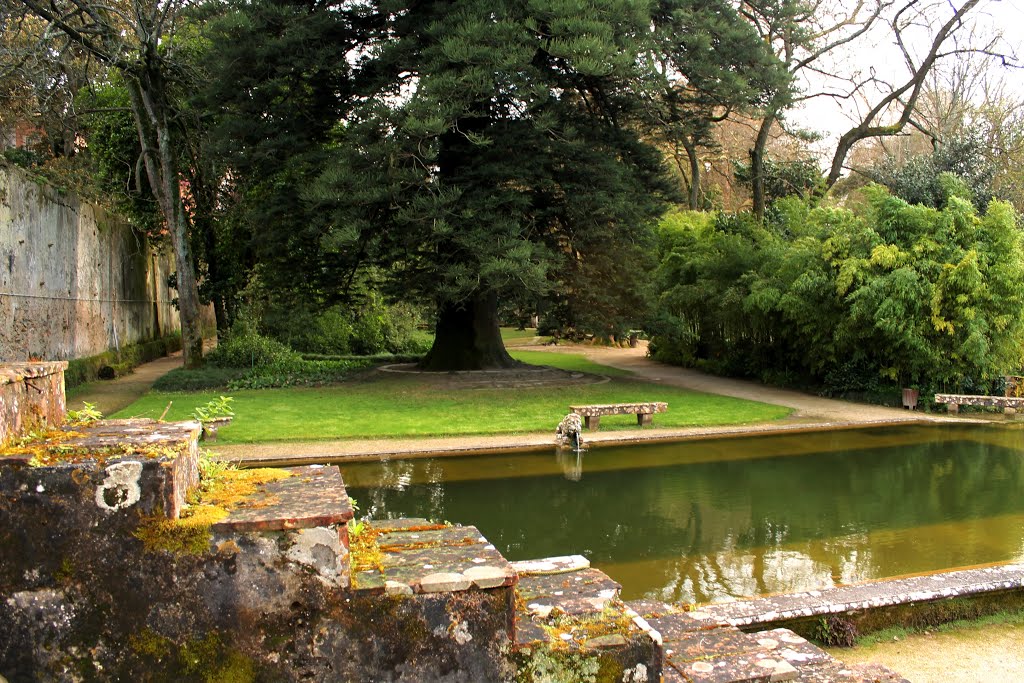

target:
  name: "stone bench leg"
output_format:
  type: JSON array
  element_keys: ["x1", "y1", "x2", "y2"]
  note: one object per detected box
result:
[
  {"x1": 584, "y1": 416, "x2": 601, "y2": 430},
  {"x1": 947, "y1": 403, "x2": 959, "y2": 414},
  {"x1": 637, "y1": 413, "x2": 653, "y2": 427}
]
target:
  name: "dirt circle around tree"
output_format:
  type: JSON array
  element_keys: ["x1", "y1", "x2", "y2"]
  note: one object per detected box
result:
[{"x1": 377, "y1": 363, "x2": 611, "y2": 389}]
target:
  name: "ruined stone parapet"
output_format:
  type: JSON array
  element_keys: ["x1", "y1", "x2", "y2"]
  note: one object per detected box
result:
[
  {"x1": 0, "y1": 362, "x2": 67, "y2": 446},
  {"x1": 0, "y1": 422, "x2": 518, "y2": 682}
]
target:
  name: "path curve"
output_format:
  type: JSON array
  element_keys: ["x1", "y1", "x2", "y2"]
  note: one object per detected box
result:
[{"x1": 548, "y1": 342, "x2": 950, "y2": 424}]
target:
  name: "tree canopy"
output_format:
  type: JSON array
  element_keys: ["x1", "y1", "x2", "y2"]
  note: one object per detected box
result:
[{"x1": 195, "y1": 0, "x2": 787, "y2": 369}]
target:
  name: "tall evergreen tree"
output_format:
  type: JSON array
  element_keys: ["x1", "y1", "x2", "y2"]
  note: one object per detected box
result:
[{"x1": 201, "y1": 0, "x2": 785, "y2": 370}]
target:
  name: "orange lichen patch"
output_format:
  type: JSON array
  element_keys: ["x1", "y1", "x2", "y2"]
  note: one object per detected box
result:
[{"x1": 136, "y1": 467, "x2": 292, "y2": 555}]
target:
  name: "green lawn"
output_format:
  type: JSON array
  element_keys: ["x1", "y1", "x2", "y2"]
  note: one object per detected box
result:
[
  {"x1": 111, "y1": 355, "x2": 791, "y2": 443},
  {"x1": 500, "y1": 326, "x2": 546, "y2": 346},
  {"x1": 508, "y1": 349, "x2": 633, "y2": 377}
]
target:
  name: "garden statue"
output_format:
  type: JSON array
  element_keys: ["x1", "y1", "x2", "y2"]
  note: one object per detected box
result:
[{"x1": 555, "y1": 412, "x2": 584, "y2": 451}]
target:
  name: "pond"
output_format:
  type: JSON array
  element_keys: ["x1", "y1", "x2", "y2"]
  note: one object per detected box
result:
[{"x1": 339, "y1": 424, "x2": 1024, "y2": 604}]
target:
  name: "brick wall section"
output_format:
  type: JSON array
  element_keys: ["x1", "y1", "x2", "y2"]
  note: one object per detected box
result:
[{"x1": 0, "y1": 361, "x2": 67, "y2": 446}]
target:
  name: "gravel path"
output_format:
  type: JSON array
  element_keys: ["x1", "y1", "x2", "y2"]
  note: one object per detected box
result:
[{"x1": 829, "y1": 621, "x2": 1024, "y2": 683}]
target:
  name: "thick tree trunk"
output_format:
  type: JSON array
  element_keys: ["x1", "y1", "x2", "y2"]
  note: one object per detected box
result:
[{"x1": 420, "y1": 291, "x2": 518, "y2": 371}]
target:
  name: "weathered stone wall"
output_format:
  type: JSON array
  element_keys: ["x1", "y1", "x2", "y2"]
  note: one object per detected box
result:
[
  {"x1": 0, "y1": 420, "x2": 517, "y2": 682},
  {"x1": 0, "y1": 362, "x2": 67, "y2": 446},
  {"x1": 0, "y1": 161, "x2": 210, "y2": 362}
]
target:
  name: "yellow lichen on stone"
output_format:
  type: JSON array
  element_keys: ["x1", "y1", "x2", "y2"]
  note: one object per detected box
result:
[
  {"x1": 135, "y1": 466, "x2": 292, "y2": 555},
  {"x1": 350, "y1": 525, "x2": 385, "y2": 576}
]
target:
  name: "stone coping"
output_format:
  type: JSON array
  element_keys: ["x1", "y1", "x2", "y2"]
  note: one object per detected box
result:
[
  {"x1": 0, "y1": 361, "x2": 68, "y2": 386},
  {"x1": 0, "y1": 418, "x2": 200, "y2": 467},
  {"x1": 226, "y1": 418, "x2": 956, "y2": 467},
  {"x1": 701, "y1": 562, "x2": 1024, "y2": 628},
  {"x1": 213, "y1": 465, "x2": 354, "y2": 533},
  {"x1": 353, "y1": 520, "x2": 517, "y2": 595}
]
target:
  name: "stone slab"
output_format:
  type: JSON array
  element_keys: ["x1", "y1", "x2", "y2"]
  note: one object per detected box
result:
[
  {"x1": 0, "y1": 418, "x2": 201, "y2": 519},
  {"x1": 213, "y1": 465, "x2": 354, "y2": 533},
  {"x1": 659, "y1": 624, "x2": 764, "y2": 663},
  {"x1": 669, "y1": 649, "x2": 797, "y2": 683},
  {"x1": 793, "y1": 660, "x2": 910, "y2": 683},
  {"x1": 752, "y1": 629, "x2": 832, "y2": 668},
  {"x1": 703, "y1": 563, "x2": 1024, "y2": 628},
  {"x1": 511, "y1": 555, "x2": 591, "y2": 576},
  {"x1": 516, "y1": 568, "x2": 621, "y2": 617},
  {"x1": 355, "y1": 522, "x2": 517, "y2": 595}
]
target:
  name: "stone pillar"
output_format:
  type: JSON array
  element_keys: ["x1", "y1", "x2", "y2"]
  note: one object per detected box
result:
[{"x1": 0, "y1": 362, "x2": 68, "y2": 446}]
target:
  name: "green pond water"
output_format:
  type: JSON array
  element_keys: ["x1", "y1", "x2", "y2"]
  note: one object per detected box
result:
[{"x1": 339, "y1": 424, "x2": 1024, "y2": 604}]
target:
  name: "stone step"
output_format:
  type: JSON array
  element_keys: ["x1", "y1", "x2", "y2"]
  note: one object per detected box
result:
[
  {"x1": 351, "y1": 519, "x2": 517, "y2": 595},
  {"x1": 211, "y1": 464, "x2": 354, "y2": 533},
  {"x1": 1, "y1": 417, "x2": 201, "y2": 519},
  {"x1": 513, "y1": 557, "x2": 662, "y2": 680}
]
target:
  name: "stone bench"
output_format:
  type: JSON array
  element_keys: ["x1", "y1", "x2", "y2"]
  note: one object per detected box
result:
[
  {"x1": 934, "y1": 393, "x2": 1024, "y2": 414},
  {"x1": 568, "y1": 402, "x2": 667, "y2": 430}
]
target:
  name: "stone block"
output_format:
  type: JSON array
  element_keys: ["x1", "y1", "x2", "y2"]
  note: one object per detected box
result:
[{"x1": 0, "y1": 362, "x2": 67, "y2": 446}]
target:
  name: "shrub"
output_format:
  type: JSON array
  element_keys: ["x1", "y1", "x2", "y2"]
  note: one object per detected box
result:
[
  {"x1": 207, "y1": 331, "x2": 301, "y2": 369},
  {"x1": 263, "y1": 298, "x2": 431, "y2": 357},
  {"x1": 225, "y1": 359, "x2": 372, "y2": 390},
  {"x1": 65, "y1": 333, "x2": 182, "y2": 388},
  {"x1": 153, "y1": 368, "x2": 247, "y2": 392}
]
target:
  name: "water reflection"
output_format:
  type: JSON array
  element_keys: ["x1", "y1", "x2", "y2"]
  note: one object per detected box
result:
[
  {"x1": 556, "y1": 448, "x2": 584, "y2": 481},
  {"x1": 341, "y1": 425, "x2": 1024, "y2": 603}
]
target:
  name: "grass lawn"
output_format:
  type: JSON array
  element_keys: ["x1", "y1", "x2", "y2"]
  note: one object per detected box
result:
[
  {"x1": 500, "y1": 327, "x2": 542, "y2": 346},
  {"x1": 507, "y1": 349, "x2": 633, "y2": 377},
  {"x1": 111, "y1": 353, "x2": 792, "y2": 443}
]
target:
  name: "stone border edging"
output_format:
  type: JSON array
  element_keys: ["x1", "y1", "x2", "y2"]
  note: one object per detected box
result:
[{"x1": 701, "y1": 562, "x2": 1024, "y2": 629}]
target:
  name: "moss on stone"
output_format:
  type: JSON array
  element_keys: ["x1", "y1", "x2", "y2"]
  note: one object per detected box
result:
[
  {"x1": 135, "y1": 466, "x2": 292, "y2": 556},
  {"x1": 516, "y1": 648, "x2": 601, "y2": 683}
]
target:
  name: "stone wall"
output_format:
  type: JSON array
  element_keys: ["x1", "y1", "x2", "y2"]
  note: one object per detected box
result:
[
  {"x1": 0, "y1": 161, "x2": 211, "y2": 362},
  {"x1": 0, "y1": 362, "x2": 67, "y2": 446},
  {"x1": 0, "y1": 416, "x2": 518, "y2": 682}
]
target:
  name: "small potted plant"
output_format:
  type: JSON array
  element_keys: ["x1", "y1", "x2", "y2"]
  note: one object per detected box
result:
[{"x1": 191, "y1": 396, "x2": 235, "y2": 441}]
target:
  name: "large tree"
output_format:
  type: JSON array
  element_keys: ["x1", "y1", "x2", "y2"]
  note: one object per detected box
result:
[
  {"x1": 4, "y1": 0, "x2": 207, "y2": 366},
  {"x1": 203, "y1": 0, "x2": 783, "y2": 370}
]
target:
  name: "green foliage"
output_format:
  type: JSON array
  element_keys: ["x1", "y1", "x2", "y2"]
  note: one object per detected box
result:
[
  {"x1": 650, "y1": 190, "x2": 1024, "y2": 396},
  {"x1": 153, "y1": 367, "x2": 247, "y2": 392},
  {"x1": 734, "y1": 157, "x2": 826, "y2": 205},
  {"x1": 206, "y1": 329, "x2": 301, "y2": 369},
  {"x1": 66, "y1": 402, "x2": 103, "y2": 424},
  {"x1": 191, "y1": 396, "x2": 235, "y2": 424},
  {"x1": 65, "y1": 334, "x2": 183, "y2": 390},
  {"x1": 870, "y1": 133, "x2": 998, "y2": 212},
  {"x1": 224, "y1": 359, "x2": 369, "y2": 390},
  {"x1": 262, "y1": 295, "x2": 432, "y2": 357}
]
